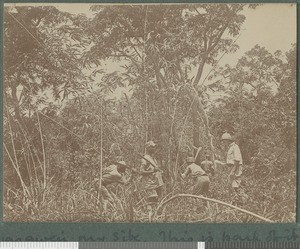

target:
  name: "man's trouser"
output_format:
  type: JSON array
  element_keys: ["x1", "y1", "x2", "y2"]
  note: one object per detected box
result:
[
  {"x1": 193, "y1": 175, "x2": 210, "y2": 195},
  {"x1": 145, "y1": 185, "x2": 164, "y2": 203},
  {"x1": 100, "y1": 185, "x2": 114, "y2": 211},
  {"x1": 145, "y1": 188, "x2": 158, "y2": 203},
  {"x1": 228, "y1": 164, "x2": 243, "y2": 188}
]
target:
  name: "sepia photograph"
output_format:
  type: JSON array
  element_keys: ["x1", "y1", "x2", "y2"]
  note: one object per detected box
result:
[{"x1": 3, "y1": 3, "x2": 296, "y2": 223}]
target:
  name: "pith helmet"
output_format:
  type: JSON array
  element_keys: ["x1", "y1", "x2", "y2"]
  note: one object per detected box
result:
[
  {"x1": 116, "y1": 161, "x2": 127, "y2": 167},
  {"x1": 221, "y1": 132, "x2": 233, "y2": 141},
  {"x1": 145, "y1": 141, "x2": 156, "y2": 148},
  {"x1": 186, "y1": 157, "x2": 195, "y2": 163}
]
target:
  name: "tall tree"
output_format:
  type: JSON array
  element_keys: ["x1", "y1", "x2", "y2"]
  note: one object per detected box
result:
[
  {"x1": 84, "y1": 4, "x2": 253, "y2": 182},
  {"x1": 4, "y1": 6, "x2": 91, "y2": 191}
]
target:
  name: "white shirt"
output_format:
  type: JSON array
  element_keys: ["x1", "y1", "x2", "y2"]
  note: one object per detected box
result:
[{"x1": 226, "y1": 142, "x2": 243, "y2": 165}]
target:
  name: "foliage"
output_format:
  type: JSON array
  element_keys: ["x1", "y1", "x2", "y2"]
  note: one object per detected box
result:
[{"x1": 4, "y1": 6, "x2": 90, "y2": 117}]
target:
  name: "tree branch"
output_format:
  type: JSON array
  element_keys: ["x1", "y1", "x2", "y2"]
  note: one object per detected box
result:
[
  {"x1": 193, "y1": 21, "x2": 230, "y2": 87},
  {"x1": 192, "y1": 54, "x2": 207, "y2": 87},
  {"x1": 148, "y1": 55, "x2": 167, "y2": 88},
  {"x1": 176, "y1": 61, "x2": 185, "y2": 83},
  {"x1": 153, "y1": 194, "x2": 274, "y2": 223},
  {"x1": 128, "y1": 38, "x2": 143, "y2": 60},
  {"x1": 111, "y1": 52, "x2": 142, "y2": 70}
]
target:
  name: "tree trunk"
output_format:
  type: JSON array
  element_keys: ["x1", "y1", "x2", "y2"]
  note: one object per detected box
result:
[
  {"x1": 192, "y1": 114, "x2": 201, "y2": 165},
  {"x1": 189, "y1": 88, "x2": 217, "y2": 169},
  {"x1": 10, "y1": 84, "x2": 22, "y2": 122}
]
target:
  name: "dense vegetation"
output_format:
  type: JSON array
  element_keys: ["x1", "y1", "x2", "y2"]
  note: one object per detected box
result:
[{"x1": 4, "y1": 4, "x2": 296, "y2": 222}]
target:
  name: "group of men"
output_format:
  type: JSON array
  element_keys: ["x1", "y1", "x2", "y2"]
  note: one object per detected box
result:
[{"x1": 98, "y1": 132, "x2": 245, "y2": 212}]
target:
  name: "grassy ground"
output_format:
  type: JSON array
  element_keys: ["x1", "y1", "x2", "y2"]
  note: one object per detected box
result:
[{"x1": 4, "y1": 162, "x2": 296, "y2": 223}]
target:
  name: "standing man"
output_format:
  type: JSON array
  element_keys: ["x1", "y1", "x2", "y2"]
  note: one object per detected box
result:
[
  {"x1": 140, "y1": 141, "x2": 164, "y2": 207},
  {"x1": 181, "y1": 157, "x2": 210, "y2": 196},
  {"x1": 221, "y1": 132, "x2": 243, "y2": 193}
]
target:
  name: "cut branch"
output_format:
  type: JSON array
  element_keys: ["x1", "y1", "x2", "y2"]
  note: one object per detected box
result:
[{"x1": 154, "y1": 194, "x2": 274, "y2": 223}]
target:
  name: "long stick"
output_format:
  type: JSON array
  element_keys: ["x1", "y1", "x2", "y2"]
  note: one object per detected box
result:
[
  {"x1": 190, "y1": 88, "x2": 217, "y2": 170},
  {"x1": 153, "y1": 194, "x2": 274, "y2": 223},
  {"x1": 4, "y1": 144, "x2": 29, "y2": 196},
  {"x1": 8, "y1": 13, "x2": 44, "y2": 48},
  {"x1": 98, "y1": 101, "x2": 103, "y2": 205},
  {"x1": 4, "y1": 103, "x2": 28, "y2": 196},
  {"x1": 36, "y1": 111, "x2": 46, "y2": 189},
  {"x1": 39, "y1": 111, "x2": 86, "y2": 143}
]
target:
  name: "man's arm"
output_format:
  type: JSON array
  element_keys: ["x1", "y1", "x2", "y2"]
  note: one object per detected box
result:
[
  {"x1": 233, "y1": 145, "x2": 242, "y2": 165},
  {"x1": 181, "y1": 166, "x2": 190, "y2": 179},
  {"x1": 206, "y1": 161, "x2": 215, "y2": 175},
  {"x1": 140, "y1": 159, "x2": 155, "y2": 175},
  {"x1": 214, "y1": 159, "x2": 226, "y2": 165},
  {"x1": 117, "y1": 175, "x2": 130, "y2": 186},
  {"x1": 123, "y1": 169, "x2": 139, "y2": 185},
  {"x1": 140, "y1": 168, "x2": 156, "y2": 175}
]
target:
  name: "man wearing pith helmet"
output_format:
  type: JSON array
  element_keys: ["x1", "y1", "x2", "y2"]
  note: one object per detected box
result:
[
  {"x1": 221, "y1": 132, "x2": 243, "y2": 192},
  {"x1": 140, "y1": 141, "x2": 164, "y2": 207}
]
